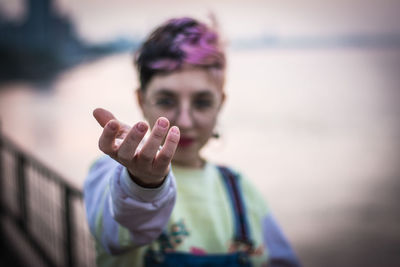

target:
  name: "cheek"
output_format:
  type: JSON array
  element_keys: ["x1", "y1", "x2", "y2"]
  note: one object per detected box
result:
[{"x1": 194, "y1": 112, "x2": 218, "y2": 133}]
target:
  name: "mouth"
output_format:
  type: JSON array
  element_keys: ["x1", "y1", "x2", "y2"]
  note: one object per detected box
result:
[{"x1": 178, "y1": 136, "x2": 195, "y2": 147}]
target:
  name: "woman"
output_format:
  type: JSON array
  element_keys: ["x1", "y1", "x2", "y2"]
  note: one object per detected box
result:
[{"x1": 84, "y1": 17, "x2": 301, "y2": 267}]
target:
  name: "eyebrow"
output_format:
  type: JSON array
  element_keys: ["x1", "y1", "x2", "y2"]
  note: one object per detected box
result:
[
  {"x1": 152, "y1": 88, "x2": 214, "y2": 98},
  {"x1": 195, "y1": 91, "x2": 214, "y2": 98},
  {"x1": 153, "y1": 89, "x2": 176, "y2": 97},
  {"x1": 152, "y1": 89, "x2": 176, "y2": 97}
]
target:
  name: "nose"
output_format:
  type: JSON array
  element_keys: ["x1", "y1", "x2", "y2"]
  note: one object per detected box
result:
[{"x1": 174, "y1": 102, "x2": 194, "y2": 130}]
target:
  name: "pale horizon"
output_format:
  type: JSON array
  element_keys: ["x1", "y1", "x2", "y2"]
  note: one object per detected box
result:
[{"x1": 1, "y1": 0, "x2": 400, "y2": 43}]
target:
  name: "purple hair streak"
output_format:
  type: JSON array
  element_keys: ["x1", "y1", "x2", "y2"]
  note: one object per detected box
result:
[{"x1": 134, "y1": 17, "x2": 226, "y2": 90}]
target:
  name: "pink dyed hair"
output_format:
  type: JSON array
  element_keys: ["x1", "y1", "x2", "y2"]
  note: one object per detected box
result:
[{"x1": 134, "y1": 17, "x2": 226, "y2": 90}]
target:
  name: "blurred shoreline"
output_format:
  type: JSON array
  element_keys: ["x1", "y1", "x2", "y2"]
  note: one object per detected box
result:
[{"x1": 1, "y1": 1, "x2": 400, "y2": 266}]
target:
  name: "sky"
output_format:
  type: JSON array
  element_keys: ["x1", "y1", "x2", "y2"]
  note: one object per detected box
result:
[{"x1": 1, "y1": 0, "x2": 400, "y2": 43}]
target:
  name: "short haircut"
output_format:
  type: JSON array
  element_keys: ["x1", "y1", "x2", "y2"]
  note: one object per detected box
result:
[{"x1": 134, "y1": 17, "x2": 226, "y2": 91}]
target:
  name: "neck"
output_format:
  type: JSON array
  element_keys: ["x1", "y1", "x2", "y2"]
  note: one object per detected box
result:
[{"x1": 172, "y1": 157, "x2": 205, "y2": 169}]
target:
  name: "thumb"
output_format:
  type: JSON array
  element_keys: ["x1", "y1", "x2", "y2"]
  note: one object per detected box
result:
[{"x1": 93, "y1": 108, "x2": 117, "y2": 128}]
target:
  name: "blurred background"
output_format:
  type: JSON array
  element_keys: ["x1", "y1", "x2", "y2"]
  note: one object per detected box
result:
[{"x1": 1, "y1": 0, "x2": 400, "y2": 266}]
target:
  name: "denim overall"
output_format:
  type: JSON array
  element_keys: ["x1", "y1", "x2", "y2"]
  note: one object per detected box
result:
[{"x1": 144, "y1": 166, "x2": 255, "y2": 267}]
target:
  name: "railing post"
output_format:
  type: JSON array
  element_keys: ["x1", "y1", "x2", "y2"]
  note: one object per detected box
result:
[
  {"x1": 0, "y1": 123, "x2": 3, "y2": 213},
  {"x1": 0, "y1": 122, "x2": 4, "y2": 244},
  {"x1": 17, "y1": 152, "x2": 28, "y2": 231},
  {"x1": 64, "y1": 186, "x2": 74, "y2": 267}
]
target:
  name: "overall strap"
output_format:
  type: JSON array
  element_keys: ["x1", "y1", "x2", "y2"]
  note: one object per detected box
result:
[{"x1": 217, "y1": 166, "x2": 254, "y2": 248}]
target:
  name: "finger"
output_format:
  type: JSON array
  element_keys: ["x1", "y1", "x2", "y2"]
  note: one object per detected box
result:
[
  {"x1": 98, "y1": 119, "x2": 120, "y2": 156},
  {"x1": 138, "y1": 117, "x2": 170, "y2": 164},
  {"x1": 117, "y1": 121, "x2": 148, "y2": 163},
  {"x1": 153, "y1": 126, "x2": 180, "y2": 172},
  {"x1": 93, "y1": 108, "x2": 132, "y2": 139},
  {"x1": 93, "y1": 108, "x2": 117, "y2": 128}
]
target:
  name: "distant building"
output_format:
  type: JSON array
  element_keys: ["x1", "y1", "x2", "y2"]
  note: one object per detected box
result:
[
  {"x1": 1, "y1": 0, "x2": 81, "y2": 53},
  {"x1": 0, "y1": 0, "x2": 135, "y2": 82}
]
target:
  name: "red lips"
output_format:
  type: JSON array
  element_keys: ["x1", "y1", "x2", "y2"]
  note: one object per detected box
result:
[{"x1": 178, "y1": 136, "x2": 195, "y2": 147}]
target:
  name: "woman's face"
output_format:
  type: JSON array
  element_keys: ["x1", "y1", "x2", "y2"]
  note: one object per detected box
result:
[{"x1": 138, "y1": 67, "x2": 225, "y2": 168}]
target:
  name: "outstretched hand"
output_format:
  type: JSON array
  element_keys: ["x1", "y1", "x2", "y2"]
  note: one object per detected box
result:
[{"x1": 93, "y1": 108, "x2": 180, "y2": 187}]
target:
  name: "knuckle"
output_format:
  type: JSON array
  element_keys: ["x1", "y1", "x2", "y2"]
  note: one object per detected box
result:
[
  {"x1": 139, "y1": 152, "x2": 153, "y2": 162},
  {"x1": 98, "y1": 141, "x2": 109, "y2": 154},
  {"x1": 103, "y1": 127, "x2": 115, "y2": 138},
  {"x1": 127, "y1": 133, "x2": 137, "y2": 144},
  {"x1": 157, "y1": 153, "x2": 171, "y2": 164},
  {"x1": 128, "y1": 129, "x2": 142, "y2": 142},
  {"x1": 117, "y1": 151, "x2": 130, "y2": 163},
  {"x1": 167, "y1": 135, "x2": 179, "y2": 145},
  {"x1": 152, "y1": 129, "x2": 165, "y2": 140}
]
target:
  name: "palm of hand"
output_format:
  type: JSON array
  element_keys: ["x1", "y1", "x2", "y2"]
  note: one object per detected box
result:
[{"x1": 93, "y1": 108, "x2": 180, "y2": 187}]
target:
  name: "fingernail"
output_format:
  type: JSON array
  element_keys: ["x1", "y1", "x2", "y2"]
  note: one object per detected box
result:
[
  {"x1": 171, "y1": 126, "x2": 179, "y2": 135},
  {"x1": 108, "y1": 121, "x2": 117, "y2": 131},
  {"x1": 157, "y1": 118, "x2": 168, "y2": 128},
  {"x1": 137, "y1": 122, "x2": 147, "y2": 133}
]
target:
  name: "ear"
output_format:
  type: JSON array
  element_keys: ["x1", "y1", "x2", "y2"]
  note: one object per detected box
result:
[
  {"x1": 136, "y1": 88, "x2": 145, "y2": 110},
  {"x1": 136, "y1": 88, "x2": 148, "y2": 120},
  {"x1": 218, "y1": 91, "x2": 226, "y2": 111}
]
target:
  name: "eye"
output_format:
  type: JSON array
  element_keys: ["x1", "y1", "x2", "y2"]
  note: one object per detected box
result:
[
  {"x1": 155, "y1": 97, "x2": 176, "y2": 108},
  {"x1": 193, "y1": 98, "x2": 213, "y2": 109}
]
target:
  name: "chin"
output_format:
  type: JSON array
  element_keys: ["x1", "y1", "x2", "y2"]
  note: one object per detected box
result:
[
  {"x1": 174, "y1": 150, "x2": 192, "y2": 160},
  {"x1": 173, "y1": 149, "x2": 197, "y2": 163}
]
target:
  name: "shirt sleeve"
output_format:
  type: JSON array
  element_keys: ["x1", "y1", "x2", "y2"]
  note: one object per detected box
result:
[
  {"x1": 83, "y1": 156, "x2": 176, "y2": 255},
  {"x1": 262, "y1": 213, "x2": 302, "y2": 267}
]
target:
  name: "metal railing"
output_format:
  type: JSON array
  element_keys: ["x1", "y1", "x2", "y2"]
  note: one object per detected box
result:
[{"x1": 0, "y1": 132, "x2": 96, "y2": 267}]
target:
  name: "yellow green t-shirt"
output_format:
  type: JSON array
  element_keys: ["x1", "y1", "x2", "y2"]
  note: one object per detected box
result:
[{"x1": 91, "y1": 161, "x2": 269, "y2": 267}]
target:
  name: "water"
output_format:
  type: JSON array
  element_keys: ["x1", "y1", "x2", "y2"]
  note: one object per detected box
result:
[{"x1": 1, "y1": 47, "x2": 400, "y2": 266}]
